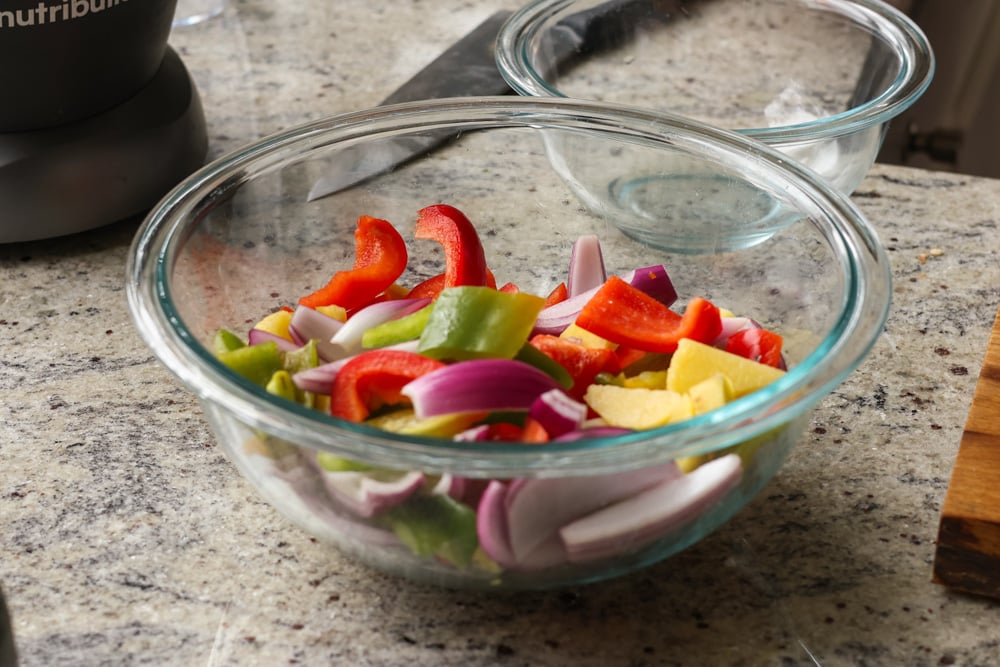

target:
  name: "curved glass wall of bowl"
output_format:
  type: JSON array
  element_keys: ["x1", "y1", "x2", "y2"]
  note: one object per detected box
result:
[
  {"x1": 507, "y1": 0, "x2": 915, "y2": 196},
  {"x1": 172, "y1": 0, "x2": 226, "y2": 27},
  {"x1": 542, "y1": 127, "x2": 803, "y2": 254}
]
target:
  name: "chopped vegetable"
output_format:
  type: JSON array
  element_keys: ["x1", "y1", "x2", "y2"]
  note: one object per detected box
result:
[
  {"x1": 288, "y1": 305, "x2": 344, "y2": 360},
  {"x1": 361, "y1": 302, "x2": 433, "y2": 349},
  {"x1": 529, "y1": 334, "x2": 621, "y2": 400},
  {"x1": 419, "y1": 287, "x2": 545, "y2": 361},
  {"x1": 725, "y1": 327, "x2": 785, "y2": 368},
  {"x1": 527, "y1": 389, "x2": 588, "y2": 439},
  {"x1": 543, "y1": 282, "x2": 568, "y2": 308},
  {"x1": 560, "y1": 454, "x2": 743, "y2": 563},
  {"x1": 247, "y1": 327, "x2": 300, "y2": 351},
  {"x1": 299, "y1": 215, "x2": 408, "y2": 310},
  {"x1": 329, "y1": 349, "x2": 447, "y2": 422},
  {"x1": 213, "y1": 329, "x2": 245, "y2": 354},
  {"x1": 414, "y1": 204, "x2": 489, "y2": 289},
  {"x1": 216, "y1": 204, "x2": 794, "y2": 576},
  {"x1": 217, "y1": 340, "x2": 282, "y2": 386},
  {"x1": 387, "y1": 494, "x2": 479, "y2": 567},
  {"x1": 666, "y1": 338, "x2": 786, "y2": 397},
  {"x1": 365, "y1": 408, "x2": 486, "y2": 439},
  {"x1": 532, "y1": 265, "x2": 677, "y2": 336},
  {"x1": 401, "y1": 359, "x2": 563, "y2": 418},
  {"x1": 575, "y1": 277, "x2": 722, "y2": 353},
  {"x1": 476, "y1": 481, "x2": 516, "y2": 567},
  {"x1": 584, "y1": 384, "x2": 694, "y2": 430},
  {"x1": 318, "y1": 469, "x2": 426, "y2": 518},
  {"x1": 252, "y1": 309, "x2": 295, "y2": 340},
  {"x1": 567, "y1": 234, "x2": 606, "y2": 297},
  {"x1": 502, "y1": 462, "x2": 681, "y2": 566},
  {"x1": 329, "y1": 298, "x2": 431, "y2": 359}
]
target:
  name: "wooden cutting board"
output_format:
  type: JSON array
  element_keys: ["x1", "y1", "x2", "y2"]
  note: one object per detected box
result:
[{"x1": 933, "y1": 304, "x2": 1000, "y2": 598}]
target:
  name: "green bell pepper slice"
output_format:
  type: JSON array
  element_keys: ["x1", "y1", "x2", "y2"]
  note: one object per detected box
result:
[{"x1": 418, "y1": 286, "x2": 545, "y2": 361}]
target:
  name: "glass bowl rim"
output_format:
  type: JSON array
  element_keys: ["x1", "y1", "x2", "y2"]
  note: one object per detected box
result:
[
  {"x1": 126, "y1": 96, "x2": 891, "y2": 477},
  {"x1": 495, "y1": 0, "x2": 936, "y2": 143}
]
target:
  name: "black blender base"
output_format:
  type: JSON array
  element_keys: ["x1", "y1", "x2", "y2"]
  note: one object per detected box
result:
[{"x1": 0, "y1": 48, "x2": 208, "y2": 244}]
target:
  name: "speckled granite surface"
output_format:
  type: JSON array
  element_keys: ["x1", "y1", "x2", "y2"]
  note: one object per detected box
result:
[{"x1": 2, "y1": 1, "x2": 1000, "y2": 665}]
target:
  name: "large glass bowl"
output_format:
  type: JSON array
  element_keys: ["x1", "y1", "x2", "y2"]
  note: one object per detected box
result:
[
  {"x1": 496, "y1": 0, "x2": 934, "y2": 197},
  {"x1": 126, "y1": 97, "x2": 891, "y2": 590}
]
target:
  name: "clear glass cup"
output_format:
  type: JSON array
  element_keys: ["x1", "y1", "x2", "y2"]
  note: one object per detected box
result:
[{"x1": 172, "y1": 0, "x2": 226, "y2": 28}]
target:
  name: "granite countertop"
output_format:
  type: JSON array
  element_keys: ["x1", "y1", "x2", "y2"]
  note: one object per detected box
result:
[{"x1": 3, "y1": 1, "x2": 1000, "y2": 665}]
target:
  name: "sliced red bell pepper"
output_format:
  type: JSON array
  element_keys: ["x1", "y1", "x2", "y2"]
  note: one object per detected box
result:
[
  {"x1": 330, "y1": 349, "x2": 446, "y2": 422},
  {"x1": 614, "y1": 345, "x2": 648, "y2": 369},
  {"x1": 575, "y1": 277, "x2": 722, "y2": 354},
  {"x1": 725, "y1": 327, "x2": 784, "y2": 368},
  {"x1": 543, "y1": 282, "x2": 568, "y2": 308},
  {"x1": 299, "y1": 215, "x2": 408, "y2": 310},
  {"x1": 498, "y1": 282, "x2": 520, "y2": 294},
  {"x1": 529, "y1": 334, "x2": 622, "y2": 401},
  {"x1": 520, "y1": 417, "x2": 551, "y2": 444},
  {"x1": 407, "y1": 269, "x2": 498, "y2": 300},
  {"x1": 487, "y1": 422, "x2": 525, "y2": 441},
  {"x1": 414, "y1": 204, "x2": 489, "y2": 289}
]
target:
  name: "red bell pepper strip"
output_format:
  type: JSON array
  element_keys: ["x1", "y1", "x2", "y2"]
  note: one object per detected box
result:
[
  {"x1": 521, "y1": 417, "x2": 551, "y2": 444},
  {"x1": 299, "y1": 216, "x2": 408, "y2": 311},
  {"x1": 407, "y1": 269, "x2": 498, "y2": 300},
  {"x1": 725, "y1": 327, "x2": 784, "y2": 368},
  {"x1": 575, "y1": 276, "x2": 722, "y2": 354},
  {"x1": 330, "y1": 349, "x2": 446, "y2": 422},
  {"x1": 543, "y1": 282, "x2": 568, "y2": 308},
  {"x1": 614, "y1": 345, "x2": 648, "y2": 369},
  {"x1": 487, "y1": 422, "x2": 525, "y2": 441},
  {"x1": 529, "y1": 334, "x2": 622, "y2": 401},
  {"x1": 414, "y1": 204, "x2": 489, "y2": 289}
]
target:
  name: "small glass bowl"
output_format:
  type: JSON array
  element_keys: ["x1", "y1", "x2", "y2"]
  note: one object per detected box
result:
[
  {"x1": 496, "y1": 0, "x2": 934, "y2": 196},
  {"x1": 127, "y1": 97, "x2": 890, "y2": 590}
]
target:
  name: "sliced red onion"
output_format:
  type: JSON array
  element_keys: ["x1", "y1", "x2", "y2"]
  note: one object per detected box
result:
[
  {"x1": 288, "y1": 305, "x2": 345, "y2": 360},
  {"x1": 453, "y1": 424, "x2": 491, "y2": 442},
  {"x1": 531, "y1": 284, "x2": 601, "y2": 336},
  {"x1": 428, "y1": 474, "x2": 465, "y2": 501},
  {"x1": 528, "y1": 389, "x2": 588, "y2": 439},
  {"x1": 627, "y1": 265, "x2": 678, "y2": 308},
  {"x1": 567, "y1": 234, "x2": 606, "y2": 298},
  {"x1": 516, "y1": 534, "x2": 569, "y2": 571},
  {"x1": 327, "y1": 298, "x2": 431, "y2": 359},
  {"x1": 401, "y1": 359, "x2": 562, "y2": 418},
  {"x1": 476, "y1": 480, "x2": 516, "y2": 568},
  {"x1": 318, "y1": 469, "x2": 426, "y2": 518},
  {"x1": 291, "y1": 339, "x2": 421, "y2": 395},
  {"x1": 502, "y1": 462, "x2": 681, "y2": 563},
  {"x1": 477, "y1": 483, "x2": 572, "y2": 571},
  {"x1": 291, "y1": 357, "x2": 350, "y2": 394},
  {"x1": 532, "y1": 266, "x2": 676, "y2": 336},
  {"x1": 560, "y1": 454, "x2": 743, "y2": 563},
  {"x1": 248, "y1": 328, "x2": 300, "y2": 352},
  {"x1": 272, "y1": 463, "x2": 400, "y2": 547}
]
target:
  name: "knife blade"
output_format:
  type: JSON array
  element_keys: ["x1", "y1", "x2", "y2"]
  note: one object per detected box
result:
[
  {"x1": 307, "y1": 1, "x2": 684, "y2": 201},
  {"x1": 306, "y1": 10, "x2": 514, "y2": 201}
]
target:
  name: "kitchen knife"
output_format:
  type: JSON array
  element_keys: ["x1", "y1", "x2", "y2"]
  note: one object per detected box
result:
[
  {"x1": 306, "y1": 10, "x2": 514, "y2": 201},
  {"x1": 307, "y1": 0, "x2": 672, "y2": 201}
]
